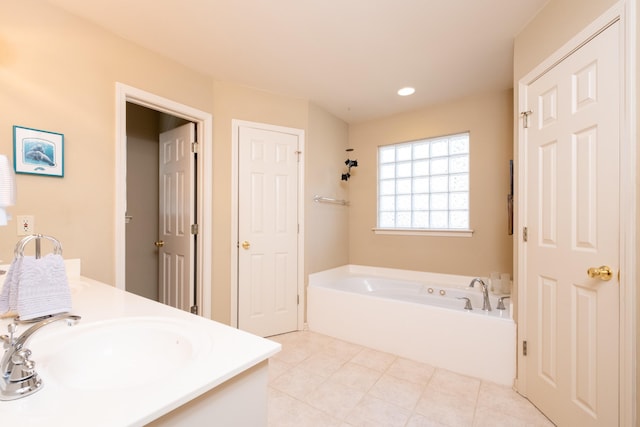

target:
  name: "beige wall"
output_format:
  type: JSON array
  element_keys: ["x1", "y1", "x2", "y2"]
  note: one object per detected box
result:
[
  {"x1": 1, "y1": 1, "x2": 350, "y2": 326},
  {"x1": 348, "y1": 89, "x2": 514, "y2": 277},
  {"x1": 513, "y1": 0, "x2": 618, "y2": 80},
  {"x1": 0, "y1": 0, "x2": 213, "y2": 283},
  {"x1": 635, "y1": 1, "x2": 639, "y2": 423},
  {"x1": 305, "y1": 103, "x2": 350, "y2": 277}
]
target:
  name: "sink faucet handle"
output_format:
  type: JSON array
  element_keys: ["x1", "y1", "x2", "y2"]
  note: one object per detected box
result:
[
  {"x1": 8, "y1": 323, "x2": 16, "y2": 343},
  {"x1": 9, "y1": 349, "x2": 36, "y2": 382},
  {"x1": 1, "y1": 323, "x2": 17, "y2": 348}
]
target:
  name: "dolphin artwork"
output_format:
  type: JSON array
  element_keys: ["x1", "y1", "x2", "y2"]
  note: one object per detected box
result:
[{"x1": 24, "y1": 144, "x2": 55, "y2": 166}]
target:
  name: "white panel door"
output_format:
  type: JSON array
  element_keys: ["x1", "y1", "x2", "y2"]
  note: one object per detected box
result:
[
  {"x1": 158, "y1": 123, "x2": 195, "y2": 312},
  {"x1": 238, "y1": 125, "x2": 299, "y2": 337},
  {"x1": 524, "y1": 22, "x2": 619, "y2": 426}
]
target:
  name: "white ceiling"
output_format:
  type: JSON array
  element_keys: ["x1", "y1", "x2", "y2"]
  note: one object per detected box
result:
[{"x1": 45, "y1": 0, "x2": 547, "y2": 123}]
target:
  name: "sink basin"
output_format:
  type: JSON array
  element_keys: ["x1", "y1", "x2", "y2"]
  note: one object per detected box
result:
[{"x1": 29, "y1": 316, "x2": 214, "y2": 391}]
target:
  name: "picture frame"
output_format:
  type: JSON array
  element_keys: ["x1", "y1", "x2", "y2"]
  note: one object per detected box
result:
[{"x1": 13, "y1": 125, "x2": 64, "y2": 177}]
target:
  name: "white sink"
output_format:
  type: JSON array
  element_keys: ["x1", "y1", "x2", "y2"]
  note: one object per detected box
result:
[{"x1": 29, "y1": 316, "x2": 214, "y2": 391}]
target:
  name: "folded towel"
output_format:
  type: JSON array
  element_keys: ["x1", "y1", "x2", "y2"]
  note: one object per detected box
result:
[
  {"x1": 0, "y1": 254, "x2": 72, "y2": 320},
  {"x1": 15, "y1": 254, "x2": 72, "y2": 320},
  {"x1": 0, "y1": 274, "x2": 9, "y2": 313},
  {"x1": 0, "y1": 257, "x2": 22, "y2": 314}
]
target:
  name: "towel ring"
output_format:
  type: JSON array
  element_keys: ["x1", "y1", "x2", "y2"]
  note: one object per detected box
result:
[{"x1": 14, "y1": 234, "x2": 63, "y2": 259}]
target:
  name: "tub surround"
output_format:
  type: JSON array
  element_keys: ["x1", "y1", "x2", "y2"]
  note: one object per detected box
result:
[
  {"x1": 0, "y1": 260, "x2": 280, "y2": 426},
  {"x1": 308, "y1": 265, "x2": 516, "y2": 385}
]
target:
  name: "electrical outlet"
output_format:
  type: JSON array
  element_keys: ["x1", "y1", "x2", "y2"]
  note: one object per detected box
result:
[{"x1": 17, "y1": 215, "x2": 35, "y2": 236}]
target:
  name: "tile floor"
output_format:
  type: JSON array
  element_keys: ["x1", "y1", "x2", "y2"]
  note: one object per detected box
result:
[{"x1": 267, "y1": 330, "x2": 554, "y2": 427}]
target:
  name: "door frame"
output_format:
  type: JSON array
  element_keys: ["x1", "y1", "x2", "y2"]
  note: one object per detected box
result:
[
  {"x1": 230, "y1": 119, "x2": 305, "y2": 330},
  {"x1": 115, "y1": 83, "x2": 213, "y2": 318},
  {"x1": 515, "y1": 2, "x2": 636, "y2": 425}
]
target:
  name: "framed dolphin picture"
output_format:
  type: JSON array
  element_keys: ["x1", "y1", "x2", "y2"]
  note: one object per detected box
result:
[{"x1": 13, "y1": 125, "x2": 64, "y2": 177}]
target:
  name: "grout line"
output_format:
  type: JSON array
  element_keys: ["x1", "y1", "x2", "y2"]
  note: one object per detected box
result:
[{"x1": 270, "y1": 330, "x2": 549, "y2": 427}]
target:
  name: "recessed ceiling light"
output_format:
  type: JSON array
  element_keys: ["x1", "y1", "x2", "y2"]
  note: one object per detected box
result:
[{"x1": 397, "y1": 87, "x2": 416, "y2": 96}]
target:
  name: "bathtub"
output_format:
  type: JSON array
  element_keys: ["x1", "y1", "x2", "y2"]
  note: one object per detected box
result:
[{"x1": 307, "y1": 265, "x2": 516, "y2": 385}]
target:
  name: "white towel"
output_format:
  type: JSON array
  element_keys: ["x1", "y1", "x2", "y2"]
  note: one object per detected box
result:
[
  {"x1": 0, "y1": 257, "x2": 22, "y2": 314},
  {"x1": 0, "y1": 254, "x2": 72, "y2": 320}
]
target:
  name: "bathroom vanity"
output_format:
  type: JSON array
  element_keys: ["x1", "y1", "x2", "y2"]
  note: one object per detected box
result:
[{"x1": 0, "y1": 260, "x2": 280, "y2": 426}]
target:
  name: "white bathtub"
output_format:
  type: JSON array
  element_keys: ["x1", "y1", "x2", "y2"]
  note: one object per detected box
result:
[{"x1": 307, "y1": 265, "x2": 516, "y2": 385}]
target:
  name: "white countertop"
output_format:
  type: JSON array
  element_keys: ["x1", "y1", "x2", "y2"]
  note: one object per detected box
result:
[{"x1": 0, "y1": 260, "x2": 281, "y2": 426}]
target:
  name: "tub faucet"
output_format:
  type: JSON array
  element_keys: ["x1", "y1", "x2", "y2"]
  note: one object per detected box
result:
[
  {"x1": 469, "y1": 278, "x2": 491, "y2": 311},
  {"x1": 0, "y1": 313, "x2": 81, "y2": 401},
  {"x1": 497, "y1": 296, "x2": 510, "y2": 310},
  {"x1": 457, "y1": 297, "x2": 473, "y2": 310}
]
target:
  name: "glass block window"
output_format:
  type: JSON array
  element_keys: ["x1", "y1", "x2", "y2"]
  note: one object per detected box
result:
[{"x1": 378, "y1": 132, "x2": 470, "y2": 230}]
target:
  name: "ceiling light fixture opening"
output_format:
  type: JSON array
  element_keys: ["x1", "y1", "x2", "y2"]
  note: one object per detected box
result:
[{"x1": 397, "y1": 87, "x2": 416, "y2": 96}]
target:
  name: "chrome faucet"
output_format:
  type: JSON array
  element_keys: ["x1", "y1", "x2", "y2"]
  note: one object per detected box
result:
[
  {"x1": 497, "y1": 295, "x2": 510, "y2": 310},
  {"x1": 469, "y1": 278, "x2": 492, "y2": 311},
  {"x1": 1, "y1": 314, "x2": 80, "y2": 400},
  {"x1": 457, "y1": 297, "x2": 473, "y2": 310}
]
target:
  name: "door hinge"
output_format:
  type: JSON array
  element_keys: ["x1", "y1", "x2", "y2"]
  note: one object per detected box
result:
[
  {"x1": 191, "y1": 142, "x2": 198, "y2": 153},
  {"x1": 190, "y1": 305, "x2": 198, "y2": 315},
  {"x1": 523, "y1": 226, "x2": 528, "y2": 242},
  {"x1": 523, "y1": 340, "x2": 528, "y2": 356},
  {"x1": 297, "y1": 295, "x2": 300, "y2": 305},
  {"x1": 520, "y1": 110, "x2": 533, "y2": 129},
  {"x1": 295, "y1": 150, "x2": 302, "y2": 162},
  {"x1": 191, "y1": 224, "x2": 199, "y2": 235}
]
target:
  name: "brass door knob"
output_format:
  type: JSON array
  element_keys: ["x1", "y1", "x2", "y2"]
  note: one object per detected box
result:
[
  {"x1": 587, "y1": 265, "x2": 613, "y2": 281},
  {"x1": 154, "y1": 240, "x2": 165, "y2": 248},
  {"x1": 241, "y1": 241, "x2": 251, "y2": 250}
]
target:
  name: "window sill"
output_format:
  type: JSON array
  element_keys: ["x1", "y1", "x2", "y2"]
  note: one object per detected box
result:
[{"x1": 372, "y1": 228, "x2": 474, "y2": 237}]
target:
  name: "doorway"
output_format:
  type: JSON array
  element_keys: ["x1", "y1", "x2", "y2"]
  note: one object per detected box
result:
[
  {"x1": 115, "y1": 83, "x2": 213, "y2": 318},
  {"x1": 522, "y1": 19, "x2": 619, "y2": 426},
  {"x1": 516, "y1": 4, "x2": 636, "y2": 426},
  {"x1": 230, "y1": 120, "x2": 305, "y2": 336},
  {"x1": 125, "y1": 104, "x2": 193, "y2": 307}
]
